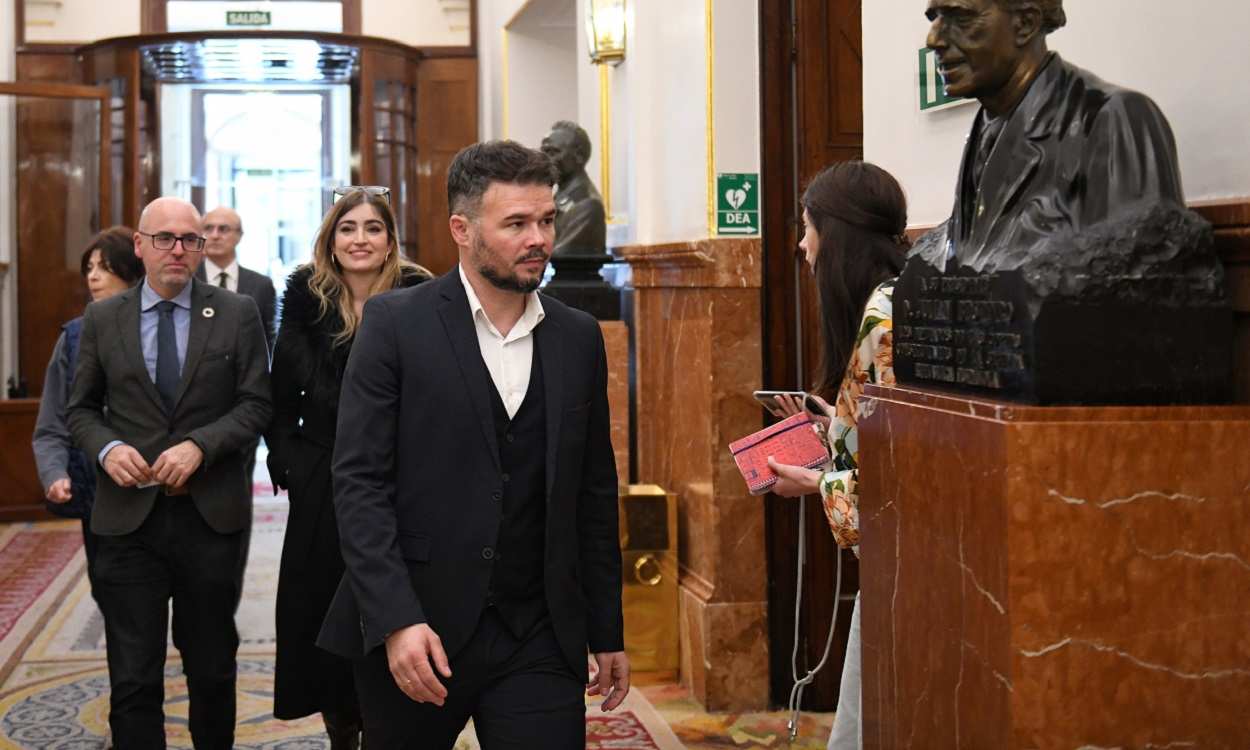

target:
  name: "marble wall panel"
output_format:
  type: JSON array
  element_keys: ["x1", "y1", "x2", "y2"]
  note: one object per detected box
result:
[
  {"x1": 858, "y1": 385, "x2": 1250, "y2": 749},
  {"x1": 626, "y1": 238, "x2": 769, "y2": 710},
  {"x1": 600, "y1": 320, "x2": 630, "y2": 488}
]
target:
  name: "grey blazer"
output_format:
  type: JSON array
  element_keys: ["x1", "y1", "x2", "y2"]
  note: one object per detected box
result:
[
  {"x1": 196, "y1": 263, "x2": 278, "y2": 350},
  {"x1": 67, "y1": 278, "x2": 273, "y2": 536}
]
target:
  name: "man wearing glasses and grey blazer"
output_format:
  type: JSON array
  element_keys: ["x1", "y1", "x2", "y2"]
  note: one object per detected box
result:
[{"x1": 68, "y1": 196, "x2": 272, "y2": 750}]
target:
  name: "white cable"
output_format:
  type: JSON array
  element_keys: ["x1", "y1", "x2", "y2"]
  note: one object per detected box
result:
[{"x1": 786, "y1": 494, "x2": 843, "y2": 742}]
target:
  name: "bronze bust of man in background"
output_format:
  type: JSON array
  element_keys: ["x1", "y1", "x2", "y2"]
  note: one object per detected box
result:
[
  {"x1": 894, "y1": 0, "x2": 1230, "y2": 404},
  {"x1": 920, "y1": 0, "x2": 1184, "y2": 270},
  {"x1": 541, "y1": 121, "x2": 607, "y2": 258}
]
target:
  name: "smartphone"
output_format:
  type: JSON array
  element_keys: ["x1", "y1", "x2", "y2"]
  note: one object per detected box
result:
[{"x1": 753, "y1": 390, "x2": 808, "y2": 408}]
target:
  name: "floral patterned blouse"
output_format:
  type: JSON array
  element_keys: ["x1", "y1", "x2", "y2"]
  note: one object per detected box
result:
[{"x1": 818, "y1": 280, "x2": 896, "y2": 552}]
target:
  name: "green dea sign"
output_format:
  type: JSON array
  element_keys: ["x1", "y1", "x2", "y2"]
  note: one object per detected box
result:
[
  {"x1": 227, "y1": 10, "x2": 272, "y2": 27},
  {"x1": 918, "y1": 47, "x2": 972, "y2": 112},
  {"x1": 716, "y1": 173, "x2": 759, "y2": 235}
]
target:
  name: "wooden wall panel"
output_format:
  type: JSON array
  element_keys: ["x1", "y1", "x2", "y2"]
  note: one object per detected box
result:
[
  {"x1": 416, "y1": 57, "x2": 478, "y2": 275},
  {"x1": 0, "y1": 401, "x2": 46, "y2": 521},
  {"x1": 760, "y1": 0, "x2": 864, "y2": 710}
]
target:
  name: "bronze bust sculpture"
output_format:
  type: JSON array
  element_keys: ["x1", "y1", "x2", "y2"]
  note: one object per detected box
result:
[
  {"x1": 541, "y1": 121, "x2": 607, "y2": 258},
  {"x1": 894, "y1": 0, "x2": 1230, "y2": 404},
  {"x1": 537, "y1": 121, "x2": 620, "y2": 320}
]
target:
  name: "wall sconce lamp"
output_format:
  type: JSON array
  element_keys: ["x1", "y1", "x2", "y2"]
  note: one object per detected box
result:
[{"x1": 586, "y1": 0, "x2": 626, "y2": 65}]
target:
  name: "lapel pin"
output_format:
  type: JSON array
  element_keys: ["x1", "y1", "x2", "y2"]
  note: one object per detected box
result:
[{"x1": 202, "y1": 307, "x2": 215, "y2": 318}]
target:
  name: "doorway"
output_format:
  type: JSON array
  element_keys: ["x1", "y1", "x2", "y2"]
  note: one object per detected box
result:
[
  {"x1": 161, "y1": 84, "x2": 351, "y2": 285},
  {"x1": 761, "y1": 0, "x2": 865, "y2": 710}
]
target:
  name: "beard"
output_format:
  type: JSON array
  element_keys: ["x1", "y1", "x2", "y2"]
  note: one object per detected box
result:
[{"x1": 473, "y1": 233, "x2": 547, "y2": 293}]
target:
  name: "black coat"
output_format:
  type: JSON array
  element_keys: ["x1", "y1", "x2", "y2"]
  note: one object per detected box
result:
[
  {"x1": 317, "y1": 270, "x2": 624, "y2": 682},
  {"x1": 195, "y1": 263, "x2": 278, "y2": 350},
  {"x1": 267, "y1": 263, "x2": 429, "y2": 719}
]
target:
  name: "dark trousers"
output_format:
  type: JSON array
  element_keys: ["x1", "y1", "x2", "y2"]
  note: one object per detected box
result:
[
  {"x1": 234, "y1": 438, "x2": 259, "y2": 611},
  {"x1": 354, "y1": 609, "x2": 584, "y2": 750},
  {"x1": 92, "y1": 497, "x2": 244, "y2": 750},
  {"x1": 80, "y1": 516, "x2": 99, "y2": 594}
]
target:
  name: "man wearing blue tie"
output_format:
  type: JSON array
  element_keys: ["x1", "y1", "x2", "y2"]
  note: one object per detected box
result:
[{"x1": 68, "y1": 196, "x2": 272, "y2": 749}]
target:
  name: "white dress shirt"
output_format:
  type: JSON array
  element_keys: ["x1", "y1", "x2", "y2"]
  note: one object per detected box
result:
[
  {"x1": 203, "y1": 257, "x2": 239, "y2": 292},
  {"x1": 458, "y1": 264, "x2": 545, "y2": 418}
]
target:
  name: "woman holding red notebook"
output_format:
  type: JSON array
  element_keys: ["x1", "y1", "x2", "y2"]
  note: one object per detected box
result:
[{"x1": 766, "y1": 160, "x2": 909, "y2": 749}]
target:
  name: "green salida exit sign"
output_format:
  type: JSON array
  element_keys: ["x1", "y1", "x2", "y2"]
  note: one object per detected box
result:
[{"x1": 227, "y1": 10, "x2": 272, "y2": 27}]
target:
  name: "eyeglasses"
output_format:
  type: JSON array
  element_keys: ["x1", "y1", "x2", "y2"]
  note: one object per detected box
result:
[
  {"x1": 334, "y1": 185, "x2": 391, "y2": 203},
  {"x1": 138, "y1": 231, "x2": 206, "y2": 253}
]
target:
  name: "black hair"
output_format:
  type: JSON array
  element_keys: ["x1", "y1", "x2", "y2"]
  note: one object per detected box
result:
[
  {"x1": 802, "y1": 161, "x2": 909, "y2": 397},
  {"x1": 447, "y1": 140, "x2": 558, "y2": 218},
  {"x1": 80, "y1": 226, "x2": 143, "y2": 284}
]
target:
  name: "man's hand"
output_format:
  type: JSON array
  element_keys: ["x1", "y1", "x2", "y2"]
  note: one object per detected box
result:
[
  {"x1": 587, "y1": 651, "x2": 630, "y2": 711},
  {"x1": 151, "y1": 440, "x2": 204, "y2": 490},
  {"x1": 767, "y1": 458, "x2": 823, "y2": 498},
  {"x1": 385, "y1": 623, "x2": 453, "y2": 705},
  {"x1": 103, "y1": 444, "x2": 153, "y2": 487},
  {"x1": 45, "y1": 478, "x2": 73, "y2": 504}
]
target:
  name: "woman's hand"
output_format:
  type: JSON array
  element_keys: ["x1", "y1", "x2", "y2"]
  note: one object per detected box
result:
[
  {"x1": 767, "y1": 393, "x2": 833, "y2": 430},
  {"x1": 767, "y1": 458, "x2": 822, "y2": 497},
  {"x1": 45, "y1": 478, "x2": 72, "y2": 504},
  {"x1": 766, "y1": 393, "x2": 806, "y2": 419}
]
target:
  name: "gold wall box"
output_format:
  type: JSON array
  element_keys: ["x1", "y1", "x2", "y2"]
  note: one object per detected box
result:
[{"x1": 619, "y1": 484, "x2": 679, "y2": 674}]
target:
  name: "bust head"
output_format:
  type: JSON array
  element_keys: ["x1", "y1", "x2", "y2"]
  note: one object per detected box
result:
[
  {"x1": 541, "y1": 121, "x2": 592, "y2": 184},
  {"x1": 925, "y1": 0, "x2": 1065, "y2": 105}
]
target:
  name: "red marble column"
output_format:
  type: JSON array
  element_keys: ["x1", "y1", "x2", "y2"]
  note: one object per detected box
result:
[
  {"x1": 620, "y1": 238, "x2": 769, "y2": 710},
  {"x1": 857, "y1": 385, "x2": 1250, "y2": 748},
  {"x1": 600, "y1": 320, "x2": 630, "y2": 491}
]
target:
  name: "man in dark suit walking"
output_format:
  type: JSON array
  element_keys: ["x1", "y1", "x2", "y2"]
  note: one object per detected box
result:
[
  {"x1": 198, "y1": 206, "x2": 277, "y2": 349},
  {"x1": 320, "y1": 141, "x2": 629, "y2": 749},
  {"x1": 68, "y1": 196, "x2": 272, "y2": 749},
  {"x1": 198, "y1": 206, "x2": 276, "y2": 597}
]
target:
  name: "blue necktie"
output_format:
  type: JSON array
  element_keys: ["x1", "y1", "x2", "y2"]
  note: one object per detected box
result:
[{"x1": 155, "y1": 300, "x2": 180, "y2": 412}]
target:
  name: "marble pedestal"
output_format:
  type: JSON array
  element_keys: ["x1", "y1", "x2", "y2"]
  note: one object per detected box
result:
[
  {"x1": 620, "y1": 238, "x2": 768, "y2": 710},
  {"x1": 857, "y1": 385, "x2": 1250, "y2": 749}
]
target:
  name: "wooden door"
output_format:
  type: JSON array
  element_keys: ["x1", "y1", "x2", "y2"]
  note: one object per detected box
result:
[
  {"x1": 415, "y1": 57, "x2": 478, "y2": 275},
  {"x1": 4, "y1": 82, "x2": 112, "y2": 398},
  {"x1": 760, "y1": 0, "x2": 864, "y2": 710}
]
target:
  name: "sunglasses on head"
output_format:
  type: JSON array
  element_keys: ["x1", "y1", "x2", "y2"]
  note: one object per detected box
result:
[{"x1": 334, "y1": 185, "x2": 391, "y2": 203}]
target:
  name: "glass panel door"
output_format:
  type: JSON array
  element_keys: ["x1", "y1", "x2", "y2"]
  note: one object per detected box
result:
[{"x1": 0, "y1": 82, "x2": 111, "y2": 397}]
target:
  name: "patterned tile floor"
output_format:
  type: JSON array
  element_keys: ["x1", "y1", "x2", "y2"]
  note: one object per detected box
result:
[{"x1": 0, "y1": 496, "x2": 837, "y2": 749}]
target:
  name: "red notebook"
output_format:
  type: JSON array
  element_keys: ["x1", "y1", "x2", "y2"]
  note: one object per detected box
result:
[{"x1": 728, "y1": 412, "x2": 829, "y2": 495}]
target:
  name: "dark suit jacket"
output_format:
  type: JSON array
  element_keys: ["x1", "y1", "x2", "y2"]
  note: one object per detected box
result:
[
  {"x1": 318, "y1": 270, "x2": 623, "y2": 680},
  {"x1": 196, "y1": 263, "x2": 278, "y2": 350},
  {"x1": 920, "y1": 53, "x2": 1185, "y2": 271},
  {"x1": 67, "y1": 278, "x2": 273, "y2": 536}
]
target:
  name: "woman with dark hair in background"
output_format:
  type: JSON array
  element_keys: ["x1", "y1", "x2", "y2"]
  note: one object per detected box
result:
[
  {"x1": 766, "y1": 161, "x2": 909, "y2": 749},
  {"x1": 32, "y1": 226, "x2": 144, "y2": 579},
  {"x1": 267, "y1": 187, "x2": 430, "y2": 749}
]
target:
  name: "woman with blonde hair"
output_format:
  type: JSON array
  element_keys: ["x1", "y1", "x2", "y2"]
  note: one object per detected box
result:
[{"x1": 268, "y1": 187, "x2": 430, "y2": 748}]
